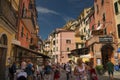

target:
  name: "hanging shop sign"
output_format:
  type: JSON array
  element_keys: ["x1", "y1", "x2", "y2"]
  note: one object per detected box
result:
[{"x1": 99, "y1": 36, "x2": 113, "y2": 43}]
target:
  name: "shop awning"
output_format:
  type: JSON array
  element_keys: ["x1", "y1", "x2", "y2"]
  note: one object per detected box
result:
[
  {"x1": 13, "y1": 44, "x2": 50, "y2": 59},
  {"x1": 71, "y1": 47, "x2": 89, "y2": 56}
]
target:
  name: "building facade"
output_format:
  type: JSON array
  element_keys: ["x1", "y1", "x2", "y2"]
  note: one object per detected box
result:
[
  {"x1": 87, "y1": 0, "x2": 117, "y2": 67},
  {"x1": 49, "y1": 28, "x2": 75, "y2": 63},
  {"x1": 12, "y1": 0, "x2": 40, "y2": 63},
  {"x1": 0, "y1": 0, "x2": 19, "y2": 79},
  {"x1": 113, "y1": 0, "x2": 120, "y2": 58}
]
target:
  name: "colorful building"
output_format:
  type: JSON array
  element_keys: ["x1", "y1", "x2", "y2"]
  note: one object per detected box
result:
[
  {"x1": 0, "y1": 0, "x2": 19, "y2": 79},
  {"x1": 113, "y1": 0, "x2": 120, "y2": 59},
  {"x1": 87, "y1": 0, "x2": 117, "y2": 67},
  {"x1": 48, "y1": 28, "x2": 75, "y2": 64}
]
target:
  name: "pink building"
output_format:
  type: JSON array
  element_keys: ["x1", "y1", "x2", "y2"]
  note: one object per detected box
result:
[{"x1": 51, "y1": 28, "x2": 75, "y2": 63}]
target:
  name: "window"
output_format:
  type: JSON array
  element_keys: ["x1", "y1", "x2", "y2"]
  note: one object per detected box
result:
[
  {"x1": 81, "y1": 36, "x2": 84, "y2": 40},
  {"x1": 117, "y1": 24, "x2": 120, "y2": 38},
  {"x1": 53, "y1": 47, "x2": 55, "y2": 52},
  {"x1": 104, "y1": 28, "x2": 107, "y2": 35},
  {"x1": 88, "y1": 29, "x2": 90, "y2": 34},
  {"x1": 26, "y1": 33, "x2": 28, "y2": 41},
  {"x1": 21, "y1": 27, "x2": 24, "y2": 37},
  {"x1": 84, "y1": 28, "x2": 86, "y2": 32},
  {"x1": 101, "y1": 0, "x2": 104, "y2": 5},
  {"x1": 76, "y1": 43, "x2": 81, "y2": 49},
  {"x1": 92, "y1": 25, "x2": 94, "y2": 30},
  {"x1": 67, "y1": 47, "x2": 70, "y2": 52},
  {"x1": 98, "y1": 21, "x2": 100, "y2": 26},
  {"x1": 96, "y1": 4, "x2": 99, "y2": 14},
  {"x1": 53, "y1": 40, "x2": 55, "y2": 45},
  {"x1": 22, "y1": 3, "x2": 26, "y2": 18},
  {"x1": 114, "y1": 2, "x2": 119, "y2": 15},
  {"x1": 66, "y1": 40, "x2": 71, "y2": 44},
  {"x1": 30, "y1": 38, "x2": 33, "y2": 43},
  {"x1": 91, "y1": 45, "x2": 94, "y2": 52},
  {"x1": 0, "y1": 34, "x2": 7, "y2": 45},
  {"x1": 103, "y1": 13, "x2": 106, "y2": 22}
]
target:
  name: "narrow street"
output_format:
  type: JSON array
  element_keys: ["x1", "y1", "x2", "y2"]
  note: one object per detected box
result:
[
  {"x1": 1, "y1": 0, "x2": 120, "y2": 80},
  {"x1": 59, "y1": 69, "x2": 120, "y2": 80}
]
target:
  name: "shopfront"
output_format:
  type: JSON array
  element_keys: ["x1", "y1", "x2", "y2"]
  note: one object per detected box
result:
[
  {"x1": 0, "y1": 33, "x2": 8, "y2": 79},
  {"x1": 12, "y1": 44, "x2": 50, "y2": 66},
  {"x1": 87, "y1": 35, "x2": 116, "y2": 67}
]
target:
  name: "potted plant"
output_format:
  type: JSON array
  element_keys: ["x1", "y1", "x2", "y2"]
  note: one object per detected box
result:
[{"x1": 95, "y1": 65, "x2": 104, "y2": 75}]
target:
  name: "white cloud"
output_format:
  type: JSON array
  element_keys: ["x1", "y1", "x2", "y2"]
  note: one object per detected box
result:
[
  {"x1": 63, "y1": 16, "x2": 74, "y2": 22},
  {"x1": 37, "y1": 6, "x2": 60, "y2": 15}
]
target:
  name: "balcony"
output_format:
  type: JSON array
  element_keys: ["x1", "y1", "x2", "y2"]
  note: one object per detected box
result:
[
  {"x1": 0, "y1": 0, "x2": 17, "y2": 32},
  {"x1": 21, "y1": 10, "x2": 36, "y2": 32}
]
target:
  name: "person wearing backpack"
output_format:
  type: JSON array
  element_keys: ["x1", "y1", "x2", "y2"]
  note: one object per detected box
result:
[
  {"x1": 9, "y1": 62, "x2": 16, "y2": 80},
  {"x1": 44, "y1": 61, "x2": 52, "y2": 80},
  {"x1": 25, "y1": 60, "x2": 34, "y2": 80}
]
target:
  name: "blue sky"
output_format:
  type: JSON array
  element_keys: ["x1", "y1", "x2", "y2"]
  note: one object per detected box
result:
[{"x1": 36, "y1": 0, "x2": 94, "y2": 40}]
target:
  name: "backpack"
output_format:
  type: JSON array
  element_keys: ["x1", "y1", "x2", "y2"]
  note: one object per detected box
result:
[
  {"x1": 9, "y1": 65, "x2": 16, "y2": 74},
  {"x1": 64, "y1": 64, "x2": 66, "y2": 70},
  {"x1": 44, "y1": 65, "x2": 51, "y2": 74},
  {"x1": 25, "y1": 64, "x2": 33, "y2": 75}
]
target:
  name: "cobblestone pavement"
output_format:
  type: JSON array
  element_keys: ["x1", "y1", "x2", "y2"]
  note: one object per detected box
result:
[
  {"x1": 98, "y1": 71, "x2": 120, "y2": 80},
  {"x1": 59, "y1": 69, "x2": 120, "y2": 80}
]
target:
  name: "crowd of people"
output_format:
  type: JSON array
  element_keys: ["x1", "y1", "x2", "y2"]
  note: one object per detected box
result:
[{"x1": 8, "y1": 58, "x2": 117, "y2": 80}]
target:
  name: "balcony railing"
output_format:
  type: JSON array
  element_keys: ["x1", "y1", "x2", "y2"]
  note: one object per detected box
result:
[
  {"x1": 21, "y1": 9, "x2": 36, "y2": 29},
  {"x1": 0, "y1": 0, "x2": 17, "y2": 31}
]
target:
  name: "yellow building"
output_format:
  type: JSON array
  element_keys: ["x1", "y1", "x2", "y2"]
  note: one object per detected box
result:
[
  {"x1": 114, "y1": 0, "x2": 120, "y2": 58},
  {"x1": 0, "y1": 0, "x2": 19, "y2": 79}
]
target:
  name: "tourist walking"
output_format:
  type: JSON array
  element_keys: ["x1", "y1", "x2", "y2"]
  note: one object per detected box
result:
[
  {"x1": 21, "y1": 59, "x2": 27, "y2": 70},
  {"x1": 9, "y1": 62, "x2": 17, "y2": 80},
  {"x1": 65, "y1": 61, "x2": 72, "y2": 80},
  {"x1": 85, "y1": 61, "x2": 98, "y2": 80},
  {"x1": 74, "y1": 58, "x2": 87, "y2": 80},
  {"x1": 106, "y1": 58, "x2": 114, "y2": 80},
  {"x1": 25, "y1": 60, "x2": 34, "y2": 80},
  {"x1": 44, "y1": 61, "x2": 52, "y2": 80},
  {"x1": 54, "y1": 65, "x2": 60, "y2": 80},
  {"x1": 16, "y1": 69, "x2": 27, "y2": 80}
]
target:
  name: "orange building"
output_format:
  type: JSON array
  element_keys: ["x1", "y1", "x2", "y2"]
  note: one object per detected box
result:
[
  {"x1": 11, "y1": 0, "x2": 49, "y2": 64},
  {"x1": 87, "y1": 0, "x2": 117, "y2": 67}
]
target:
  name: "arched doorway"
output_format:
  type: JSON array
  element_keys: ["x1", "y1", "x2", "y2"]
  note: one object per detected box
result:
[
  {"x1": 0, "y1": 33, "x2": 8, "y2": 79},
  {"x1": 101, "y1": 44, "x2": 114, "y2": 69}
]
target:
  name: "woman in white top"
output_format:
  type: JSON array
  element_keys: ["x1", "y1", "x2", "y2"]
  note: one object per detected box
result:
[
  {"x1": 16, "y1": 69, "x2": 27, "y2": 80},
  {"x1": 74, "y1": 58, "x2": 87, "y2": 80}
]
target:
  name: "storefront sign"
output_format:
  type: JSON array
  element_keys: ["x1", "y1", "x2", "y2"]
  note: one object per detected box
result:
[{"x1": 99, "y1": 36, "x2": 113, "y2": 42}]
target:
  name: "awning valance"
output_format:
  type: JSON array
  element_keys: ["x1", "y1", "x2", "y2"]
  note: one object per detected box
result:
[
  {"x1": 71, "y1": 47, "x2": 89, "y2": 56},
  {"x1": 13, "y1": 44, "x2": 50, "y2": 59}
]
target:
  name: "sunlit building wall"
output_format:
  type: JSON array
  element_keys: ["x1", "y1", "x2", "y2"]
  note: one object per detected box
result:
[{"x1": 113, "y1": 0, "x2": 120, "y2": 58}]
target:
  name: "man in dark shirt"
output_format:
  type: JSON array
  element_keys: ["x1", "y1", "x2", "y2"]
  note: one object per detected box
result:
[{"x1": 106, "y1": 58, "x2": 114, "y2": 80}]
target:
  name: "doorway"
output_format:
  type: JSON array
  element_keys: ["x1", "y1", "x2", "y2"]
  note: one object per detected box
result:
[
  {"x1": 0, "y1": 34, "x2": 8, "y2": 79},
  {"x1": 101, "y1": 44, "x2": 114, "y2": 69}
]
